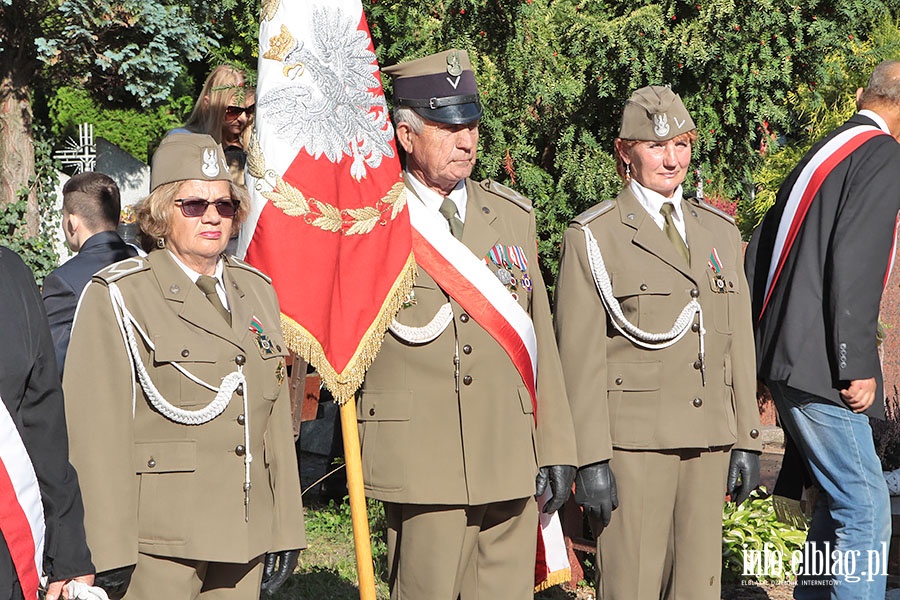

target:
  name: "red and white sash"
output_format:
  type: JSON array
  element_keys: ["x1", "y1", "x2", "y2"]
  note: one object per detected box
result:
[
  {"x1": 408, "y1": 192, "x2": 570, "y2": 589},
  {"x1": 0, "y1": 394, "x2": 45, "y2": 600},
  {"x1": 407, "y1": 194, "x2": 538, "y2": 414},
  {"x1": 761, "y1": 125, "x2": 888, "y2": 318}
]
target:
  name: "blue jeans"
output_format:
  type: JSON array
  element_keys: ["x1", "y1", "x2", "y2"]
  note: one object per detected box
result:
[{"x1": 768, "y1": 381, "x2": 891, "y2": 600}]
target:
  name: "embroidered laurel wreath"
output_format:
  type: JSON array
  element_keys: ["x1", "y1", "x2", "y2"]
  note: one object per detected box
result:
[{"x1": 247, "y1": 136, "x2": 406, "y2": 235}]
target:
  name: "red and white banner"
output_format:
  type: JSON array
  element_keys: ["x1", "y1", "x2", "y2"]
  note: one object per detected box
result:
[
  {"x1": 407, "y1": 195, "x2": 569, "y2": 589},
  {"x1": 761, "y1": 124, "x2": 886, "y2": 318},
  {"x1": 240, "y1": 0, "x2": 413, "y2": 403},
  {"x1": 0, "y1": 395, "x2": 45, "y2": 600}
]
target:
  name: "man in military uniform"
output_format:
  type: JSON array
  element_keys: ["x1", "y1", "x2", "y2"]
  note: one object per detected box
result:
[
  {"x1": 359, "y1": 49, "x2": 578, "y2": 599},
  {"x1": 554, "y1": 86, "x2": 761, "y2": 599}
]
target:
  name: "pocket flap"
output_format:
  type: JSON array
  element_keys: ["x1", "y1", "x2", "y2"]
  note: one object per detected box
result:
[
  {"x1": 357, "y1": 390, "x2": 412, "y2": 422},
  {"x1": 607, "y1": 362, "x2": 661, "y2": 391},
  {"x1": 611, "y1": 271, "x2": 673, "y2": 296},
  {"x1": 153, "y1": 334, "x2": 218, "y2": 364},
  {"x1": 134, "y1": 440, "x2": 197, "y2": 473},
  {"x1": 518, "y1": 386, "x2": 534, "y2": 414}
]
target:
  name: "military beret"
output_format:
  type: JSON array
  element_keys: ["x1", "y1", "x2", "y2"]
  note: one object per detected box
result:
[
  {"x1": 619, "y1": 85, "x2": 695, "y2": 141},
  {"x1": 150, "y1": 133, "x2": 231, "y2": 191},
  {"x1": 382, "y1": 49, "x2": 483, "y2": 125}
]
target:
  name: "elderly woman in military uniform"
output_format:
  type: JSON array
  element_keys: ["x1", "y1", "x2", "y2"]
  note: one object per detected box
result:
[
  {"x1": 554, "y1": 87, "x2": 761, "y2": 599},
  {"x1": 62, "y1": 133, "x2": 305, "y2": 600}
]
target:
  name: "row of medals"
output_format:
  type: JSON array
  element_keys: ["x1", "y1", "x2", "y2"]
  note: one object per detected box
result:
[{"x1": 487, "y1": 243, "x2": 532, "y2": 301}]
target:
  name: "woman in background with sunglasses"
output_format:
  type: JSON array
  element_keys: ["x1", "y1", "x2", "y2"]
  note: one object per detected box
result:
[
  {"x1": 170, "y1": 65, "x2": 256, "y2": 188},
  {"x1": 62, "y1": 133, "x2": 305, "y2": 600}
]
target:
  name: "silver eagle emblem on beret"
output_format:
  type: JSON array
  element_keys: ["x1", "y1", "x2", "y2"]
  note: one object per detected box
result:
[
  {"x1": 202, "y1": 148, "x2": 221, "y2": 177},
  {"x1": 653, "y1": 113, "x2": 670, "y2": 138}
]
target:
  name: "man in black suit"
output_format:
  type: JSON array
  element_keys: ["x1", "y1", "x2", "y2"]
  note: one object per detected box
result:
[
  {"x1": 42, "y1": 172, "x2": 137, "y2": 375},
  {"x1": 0, "y1": 245, "x2": 94, "y2": 599},
  {"x1": 745, "y1": 60, "x2": 900, "y2": 597}
]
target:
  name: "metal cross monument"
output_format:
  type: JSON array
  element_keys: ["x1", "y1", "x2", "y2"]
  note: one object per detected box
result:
[{"x1": 53, "y1": 123, "x2": 96, "y2": 173}]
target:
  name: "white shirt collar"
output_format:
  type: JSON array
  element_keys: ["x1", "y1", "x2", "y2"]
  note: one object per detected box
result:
[
  {"x1": 859, "y1": 109, "x2": 891, "y2": 135},
  {"x1": 629, "y1": 179, "x2": 688, "y2": 244},
  {"x1": 405, "y1": 171, "x2": 468, "y2": 223},
  {"x1": 167, "y1": 251, "x2": 229, "y2": 308}
]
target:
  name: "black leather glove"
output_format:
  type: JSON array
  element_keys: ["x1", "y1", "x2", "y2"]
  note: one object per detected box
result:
[
  {"x1": 94, "y1": 564, "x2": 135, "y2": 600},
  {"x1": 535, "y1": 465, "x2": 576, "y2": 514},
  {"x1": 259, "y1": 549, "x2": 300, "y2": 596},
  {"x1": 727, "y1": 449, "x2": 761, "y2": 506},
  {"x1": 574, "y1": 461, "x2": 618, "y2": 533}
]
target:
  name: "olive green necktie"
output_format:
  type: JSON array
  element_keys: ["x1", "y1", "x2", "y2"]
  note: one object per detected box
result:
[
  {"x1": 197, "y1": 275, "x2": 231, "y2": 326},
  {"x1": 660, "y1": 202, "x2": 689, "y2": 262},
  {"x1": 439, "y1": 197, "x2": 464, "y2": 240}
]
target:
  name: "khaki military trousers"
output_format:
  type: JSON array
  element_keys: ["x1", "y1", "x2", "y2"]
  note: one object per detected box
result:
[
  {"x1": 596, "y1": 447, "x2": 730, "y2": 600},
  {"x1": 122, "y1": 553, "x2": 264, "y2": 600},
  {"x1": 385, "y1": 497, "x2": 537, "y2": 600}
]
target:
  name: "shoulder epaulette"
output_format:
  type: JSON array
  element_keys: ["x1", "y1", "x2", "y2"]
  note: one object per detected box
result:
[
  {"x1": 93, "y1": 257, "x2": 149, "y2": 283},
  {"x1": 479, "y1": 179, "x2": 532, "y2": 212},
  {"x1": 687, "y1": 196, "x2": 736, "y2": 224},
  {"x1": 571, "y1": 200, "x2": 616, "y2": 227},
  {"x1": 227, "y1": 256, "x2": 272, "y2": 284}
]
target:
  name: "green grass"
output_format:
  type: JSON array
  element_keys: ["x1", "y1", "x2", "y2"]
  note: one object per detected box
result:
[{"x1": 269, "y1": 498, "x2": 585, "y2": 599}]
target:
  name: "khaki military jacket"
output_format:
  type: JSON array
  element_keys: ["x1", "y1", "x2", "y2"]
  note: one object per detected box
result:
[
  {"x1": 358, "y1": 178, "x2": 577, "y2": 506},
  {"x1": 555, "y1": 188, "x2": 761, "y2": 467},
  {"x1": 63, "y1": 250, "x2": 305, "y2": 572}
]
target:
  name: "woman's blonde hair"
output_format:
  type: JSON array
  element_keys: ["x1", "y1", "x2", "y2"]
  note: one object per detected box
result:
[
  {"x1": 135, "y1": 180, "x2": 250, "y2": 253},
  {"x1": 182, "y1": 65, "x2": 254, "y2": 146},
  {"x1": 614, "y1": 130, "x2": 698, "y2": 182}
]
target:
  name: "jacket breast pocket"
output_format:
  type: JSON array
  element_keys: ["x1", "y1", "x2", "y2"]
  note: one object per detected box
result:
[
  {"x1": 607, "y1": 361, "x2": 661, "y2": 447},
  {"x1": 610, "y1": 271, "x2": 674, "y2": 332},
  {"x1": 357, "y1": 390, "x2": 412, "y2": 492},
  {"x1": 134, "y1": 440, "x2": 196, "y2": 544},
  {"x1": 152, "y1": 335, "x2": 222, "y2": 408},
  {"x1": 706, "y1": 269, "x2": 740, "y2": 334},
  {"x1": 256, "y1": 350, "x2": 288, "y2": 402}
]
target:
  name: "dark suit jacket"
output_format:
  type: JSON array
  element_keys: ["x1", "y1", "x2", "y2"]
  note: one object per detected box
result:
[
  {"x1": 42, "y1": 231, "x2": 137, "y2": 376},
  {"x1": 0, "y1": 246, "x2": 93, "y2": 593},
  {"x1": 745, "y1": 113, "x2": 900, "y2": 417}
]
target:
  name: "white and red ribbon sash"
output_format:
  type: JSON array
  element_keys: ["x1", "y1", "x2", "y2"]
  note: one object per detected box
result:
[
  {"x1": 407, "y1": 195, "x2": 569, "y2": 589},
  {"x1": 534, "y1": 490, "x2": 571, "y2": 591},
  {"x1": 0, "y1": 394, "x2": 45, "y2": 600},
  {"x1": 884, "y1": 216, "x2": 900, "y2": 289},
  {"x1": 761, "y1": 125, "x2": 887, "y2": 318},
  {"x1": 407, "y1": 195, "x2": 539, "y2": 414}
]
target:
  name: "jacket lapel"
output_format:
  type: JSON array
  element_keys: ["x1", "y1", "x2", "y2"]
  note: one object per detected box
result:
[
  {"x1": 462, "y1": 180, "x2": 500, "y2": 261},
  {"x1": 683, "y1": 201, "x2": 716, "y2": 281},
  {"x1": 619, "y1": 188, "x2": 696, "y2": 283},
  {"x1": 223, "y1": 258, "x2": 251, "y2": 344},
  {"x1": 149, "y1": 251, "x2": 238, "y2": 344}
]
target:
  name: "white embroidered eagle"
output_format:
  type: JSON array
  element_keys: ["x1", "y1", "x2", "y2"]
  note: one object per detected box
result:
[{"x1": 259, "y1": 6, "x2": 395, "y2": 182}]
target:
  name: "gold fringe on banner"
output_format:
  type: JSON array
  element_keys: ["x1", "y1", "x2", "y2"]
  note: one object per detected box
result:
[
  {"x1": 280, "y1": 251, "x2": 417, "y2": 405},
  {"x1": 533, "y1": 568, "x2": 571, "y2": 593}
]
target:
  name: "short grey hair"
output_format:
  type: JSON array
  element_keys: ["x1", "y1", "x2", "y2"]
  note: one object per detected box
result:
[
  {"x1": 859, "y1": 60, "x2": 900, "y2": 109},
  {"x1": 393, "y1": 106, "x2": 424, "y2": 134}
]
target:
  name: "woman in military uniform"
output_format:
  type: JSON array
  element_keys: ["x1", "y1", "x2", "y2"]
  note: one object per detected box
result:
[
  {"x1": 62, "y1": 134, "x2": 304, "y2": 600},
  {"x1": 554, "y1": 87, "x2": 761, "y2": 599}
]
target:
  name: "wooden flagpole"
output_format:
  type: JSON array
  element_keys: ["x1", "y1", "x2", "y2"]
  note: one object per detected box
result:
[{"x1": 339, "y1": 398, "x2": 377, "y2": 599}]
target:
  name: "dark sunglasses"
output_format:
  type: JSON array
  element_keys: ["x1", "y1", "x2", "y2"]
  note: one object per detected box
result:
[
  {"x1": 224, "y1": 104, "x2": 255, "y2": 122},
  {"x1": 175, "y1": 198, "x2": 239, "y2": 218}
]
